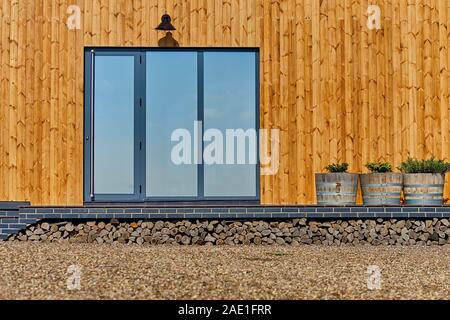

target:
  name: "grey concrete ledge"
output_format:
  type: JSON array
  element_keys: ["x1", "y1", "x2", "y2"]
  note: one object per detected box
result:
[{"x1": 16, "y1": 206, "x2": 450, "y2": 220}]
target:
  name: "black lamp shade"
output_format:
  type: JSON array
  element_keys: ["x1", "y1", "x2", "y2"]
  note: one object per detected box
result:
[{"x1": 156, "y1": 14, "x2": 176, "y2": 31}]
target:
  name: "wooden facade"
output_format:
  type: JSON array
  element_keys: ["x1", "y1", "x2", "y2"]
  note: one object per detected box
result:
[{"x1": 0, "y1": 0, "x2": 450, "y2": 205}]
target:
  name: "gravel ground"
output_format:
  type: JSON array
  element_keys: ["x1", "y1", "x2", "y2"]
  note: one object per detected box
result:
[{"x1": 0, "y1": 242, "x2": 449, "y2": 300}]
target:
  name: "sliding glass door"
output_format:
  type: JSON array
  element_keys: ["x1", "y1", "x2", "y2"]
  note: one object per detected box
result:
[
  {"x1": 146, "y1": 52, "x2": 198, "y2": 198},
  {"x1": 203, "y1": 52, "x2": 257, "y2": 197},
  {"x1": 84, "y1": 51, "x2": 143, "y2": 201},
  {"x1": 85, "y1": 48, "x2": 259, "y2": 202}
]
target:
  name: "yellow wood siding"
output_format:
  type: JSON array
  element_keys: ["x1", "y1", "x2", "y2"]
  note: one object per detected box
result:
[{"x1": 0, "y1": 0, "x2": 449, "y2": 205}]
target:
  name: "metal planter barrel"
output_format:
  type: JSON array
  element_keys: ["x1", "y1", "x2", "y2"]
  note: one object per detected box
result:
[
  {"x1": 360, "y1": 173, "x2": 403, "y2": 205},
  {"x1": 403, "y1": 173, "x2": 445, "y2": 205},
  {"x1": 315, "y1": 173, "x2": 359, "y2": 205}
]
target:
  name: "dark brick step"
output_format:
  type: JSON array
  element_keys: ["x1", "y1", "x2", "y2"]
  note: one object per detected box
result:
[
  {"x1": 0, "y1": 201, "x2": 29, "y2": 211},
  {"x1": 6, "y1": 223, "x2": 28, "y2": 229},
  {"x1": 0, "y1": 213, "x2": 38, "y2": 240},
  {"x1": 0, "y1": 211, "x2": 20, "y2": 218},
  {"x1": 1, "y1": 228, "x2": 22, "y2": 235},
  {"x1": 0, "y1": 218, "x2": 20, "y2": 224},
  {"x1": 18, "y1": 218, "x2": 40, "y2": 225}
]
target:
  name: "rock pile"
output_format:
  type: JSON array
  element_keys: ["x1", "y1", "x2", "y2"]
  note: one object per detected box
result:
[{"x1": 7, "y1": 218, "x2": 450, "y2": 245}]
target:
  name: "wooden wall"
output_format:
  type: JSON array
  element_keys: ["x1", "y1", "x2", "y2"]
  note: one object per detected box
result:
[{"x1": 0, "y1": 0, "x2": 449, "y2": 205}]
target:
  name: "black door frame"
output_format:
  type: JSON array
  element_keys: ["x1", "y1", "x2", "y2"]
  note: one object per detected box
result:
[{"x1": 84, "y1": 47, "x2": 260, "y2": 203}]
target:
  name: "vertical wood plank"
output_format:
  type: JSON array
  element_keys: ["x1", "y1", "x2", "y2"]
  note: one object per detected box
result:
[
  {"x1": 16, "y1": 0, "x2": 27, "y2": 200},
  {"x1": 213, "y1": 0, "x2": 222, "y2": 46},
  {"x1": 109, "y1": 0, "x2": 117, "y2": 45},
  {"x1": 344, "y1": 0, "x2": 354, "y2": 167},
  {"x1": 24, "y1": 0, "x2": 35, "y2": 201},
  {"x1": 0, "y1": 0, "x2": 3, "y2": 199},
  {"x1": 8, "y1": 0, "x2": 18, "y2": 199},
  {"x1": 304, "y1": 0, "x2": 314, "y2": 203},
  {"x1": 32, "y1": 0, "x2": 43, "y2": 204},
  {"x1": 48, "y1": 0, "x2": 59, "y2": 204},
  {"x1": 438, "y1": 0, "x2": 449, "y2": 160},
  {"x1": 206, "y1": 0, "x2": 214, "y2": 46},
  {"x1": 75, "y1": 0, "x2": 84, "y2": 205},
  {"x1": 431, "y1": 0, "x2": 441, "y2": 157},
  {"x1": 423, "y1": 0, "x2": 433, "y2": 157},
  {"x1": 270, "y1": 0, "x2": 280, "y2": 203},
  {"x1": 392, "y1": 0, "x2": 402, "y2": 166},
  {"x1": 295, "y1": 0, "x2": 306, "y2": 202},
  {"x1": 311, "y1": 0, "x2": 321, "y2": 188},
  {"x1": 261, "y1": 0, "x2": 271, "y2": 203},
  {"x1": 416, "y1": 0, "x2": 425, "y2": 158},
  {"x1": 100, "y1": 0, "x2": 109, "y2": 45},
  {"x1": 57, "y1": 0, "x2": 67, "y2": 204}
]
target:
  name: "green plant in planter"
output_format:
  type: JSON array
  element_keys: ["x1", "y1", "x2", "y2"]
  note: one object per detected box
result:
[
  {"x1": 398, "y1": 157, "x2": 450, "y2": 174},
  {"x1": 365, "y1": 161, "x2": 392, "y2": 173},
  {"x1": 361, "y1": 161, "x2": 401, "y2": 205},
  {"x1": 400, "y1": 157, "x2": 450, "y2": 205},
  {"x1": 317, "y1": 162, "x2": 357, "y2": 205},
  {"x1": 324, "y1": 163, "x2": 349, "y2": 173}
]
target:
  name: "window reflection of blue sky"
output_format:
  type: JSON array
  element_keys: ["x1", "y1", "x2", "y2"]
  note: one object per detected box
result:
[
  {"x1": 146, "y1": 52, "x2": 198, "y2": 197},
  {"x1": 94, "y1": 51, "x2": 257, "y2": 198},
  {"x1": 204, "y1": 52, "x2": 256, "y2": 197},
  {"x1": 94, "y1": 55, "x2": 134, "y2": 194}
]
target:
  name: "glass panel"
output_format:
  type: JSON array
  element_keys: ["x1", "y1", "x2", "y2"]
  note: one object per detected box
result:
[
  {"x1": 94, "y1": 55, "x2": 135, "y2": 194},
  {"x1": 146, "y1": 52, "x2": 198, "y2": 197},
  {"x1": 204, "y1": 52, "x2": 257, "y2": 197}
]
